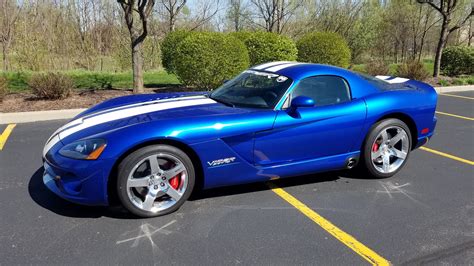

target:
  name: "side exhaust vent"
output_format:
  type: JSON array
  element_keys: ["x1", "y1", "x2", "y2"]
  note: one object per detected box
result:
[{"x1": 346, "y1": 157, "x2": 358, "y2": 169}]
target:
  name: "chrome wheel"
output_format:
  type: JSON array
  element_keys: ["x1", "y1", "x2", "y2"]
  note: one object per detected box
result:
[
  {"x1": 126, "y1": 153, "x2": 188, "y2": 213},
  {"x1": 370, "y1": 126, "x2": 409, "y2": 174}
]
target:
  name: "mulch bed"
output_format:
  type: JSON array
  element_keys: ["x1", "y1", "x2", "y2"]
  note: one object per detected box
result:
[
  {"x1": 1, "y1": 89, "x2": 134, "y2": 113},
  {"x1": 1, "y1": 87, "x2": 197, "y2": 113}
]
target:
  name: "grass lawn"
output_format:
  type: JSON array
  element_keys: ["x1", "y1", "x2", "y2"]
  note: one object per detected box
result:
[{"x1": 4, "y1": 70, "x2": 180, "y2": 92}]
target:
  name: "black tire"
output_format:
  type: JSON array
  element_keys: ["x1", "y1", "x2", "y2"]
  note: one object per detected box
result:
[
  {"x1": 116, "y1": 145, "x2": 195, "y2": 218},
  {"x1": 359, "y1": 118, "x2": 412, "y2": 178}
]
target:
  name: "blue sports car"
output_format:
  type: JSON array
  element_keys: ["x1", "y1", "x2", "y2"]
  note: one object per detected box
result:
[{"x1": 42, "y1": 62, "x2": 437, "y2": 217}]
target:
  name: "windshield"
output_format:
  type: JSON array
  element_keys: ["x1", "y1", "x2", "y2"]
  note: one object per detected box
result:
[{"x1": 209, "y1": 70, "x2": 293, "y2": 109}]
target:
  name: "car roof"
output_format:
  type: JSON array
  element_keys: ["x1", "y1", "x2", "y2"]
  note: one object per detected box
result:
[
  {"x1": 249, "y1": 61, "x2": 380, "y2": 99},
  {"x1": 249, "y1": 61, "x2": 354, "y2": 81}
]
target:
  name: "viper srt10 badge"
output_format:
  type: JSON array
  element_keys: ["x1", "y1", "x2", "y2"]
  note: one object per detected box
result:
[{"x1": 207, "y1": 157, "x2": 236, "y2": 167}]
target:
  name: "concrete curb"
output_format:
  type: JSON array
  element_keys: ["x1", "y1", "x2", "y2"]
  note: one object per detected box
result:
[
  {"x1": 1, "y1": 85, "x2": 472, "y2": 124},
  {"x1": 434, "y1": 85, "x2": 474, "y2": 93},
  {"x1": 0, "y1": 109, "x2": 85, "y2": 124}
]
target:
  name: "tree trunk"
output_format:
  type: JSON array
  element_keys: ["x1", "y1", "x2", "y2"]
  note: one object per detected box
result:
[
  {"x1": 169, "y1": 13, "x2": 175, "y2": 32},
  {"x1": 433, "y1": 20, "x2": 449, "y2": 77},
  {"x1": 132, "y1": 42, "x2": 144, "y2": 93},
  {"x1": 2, "y1": 45, "x2": 8, "y2": 72}
]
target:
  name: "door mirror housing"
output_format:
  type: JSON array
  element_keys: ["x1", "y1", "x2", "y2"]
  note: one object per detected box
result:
[{"x1": 290, "y1": 96, "x2": 315, "y2": 108}]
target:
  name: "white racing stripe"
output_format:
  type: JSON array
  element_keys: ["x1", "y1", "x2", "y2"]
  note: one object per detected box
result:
[
  {"x1": 43, "y1": 96, "x2": 216, "y2": 156},
  {"x1": 375, "y1": 75, "x2": 391, "y2": 80},
  {"x1": 375, "y1": 75, "x2": 409, "y2": 84},
  {"x1": 47, "y1": 95, "x2": 207, "y2": 143},
  {"x1": 384, "y1": 77, "x2": 409, "y2": 84},
  {"x1": 81, "y1": 95, "x2": 207, "y2": 119},
  {"x1": 265, "y1": 62, "x2": 304, "y2": 72},
  {"x1": 43, "y1": 134, "x2": 61, "y2": 157},
  {"x1": 252, "y1": 61, "x2": 293, "y2": 70}
]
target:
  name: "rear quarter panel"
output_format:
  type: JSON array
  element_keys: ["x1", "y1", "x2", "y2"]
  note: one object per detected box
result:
[{"x1": 360, "y1": 85, "x2": 437, "y2": 150}]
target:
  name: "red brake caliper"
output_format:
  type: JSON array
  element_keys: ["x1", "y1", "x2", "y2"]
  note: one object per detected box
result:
[
  {"x1": 169, "y1": 174, "x2": 181, "y2": 190},
  {"x1": 372, "y1": 142, "x2": 379, "y2": 152}
]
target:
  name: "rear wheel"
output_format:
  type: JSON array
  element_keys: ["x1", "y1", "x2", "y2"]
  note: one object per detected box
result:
[
  {"x1": 360, "y1": 118, "x2": 411, "y2": 178},
  {"x1": 116, "y1": 145, "x2": 195, "y2": 217}
]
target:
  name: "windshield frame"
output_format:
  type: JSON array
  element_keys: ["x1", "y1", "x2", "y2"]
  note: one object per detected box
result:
[{"x1": 209, "y1": 70, "x2": 294, "y2": 110}]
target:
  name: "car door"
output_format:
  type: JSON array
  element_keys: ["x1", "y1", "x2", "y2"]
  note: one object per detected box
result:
[{"x1": 253, "y1": 75, "x2": 367, "y2": 166}]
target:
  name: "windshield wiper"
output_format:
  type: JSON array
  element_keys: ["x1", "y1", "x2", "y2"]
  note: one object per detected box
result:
[{"x1": 208, "y1": 95, "x2": 235, "y2": 107}]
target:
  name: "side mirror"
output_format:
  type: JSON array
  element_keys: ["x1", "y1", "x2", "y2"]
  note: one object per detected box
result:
[{"x1": 290, "y1": 96, "x2": 315, "y2": 109}]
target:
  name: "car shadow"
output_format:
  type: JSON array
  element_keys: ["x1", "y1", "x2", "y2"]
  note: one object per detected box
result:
[
  {"x1": 190, "y1": 167, "x2": 386, "y2": 201},
  {"x1": 189, "y1": 172, "x2": 341, "y2": 201},
  {"x1": 28, "y1": 166, "x2": 381, "y2": 219},
  {"x1": 28, "y1": 167, "x2": 136, "y2": 219}
]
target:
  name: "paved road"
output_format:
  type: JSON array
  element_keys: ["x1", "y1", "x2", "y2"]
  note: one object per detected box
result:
[{"x1": 0, "y1": 91, "x2": 472, "y2": 265}]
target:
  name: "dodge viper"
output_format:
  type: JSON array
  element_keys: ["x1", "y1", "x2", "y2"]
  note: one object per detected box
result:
[{"x1": 42, "y1": 61, "x2": 437, "y2": 217}]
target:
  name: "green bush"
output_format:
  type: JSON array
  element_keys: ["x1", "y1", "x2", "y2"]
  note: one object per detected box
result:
[
  {"x1": 467, "y1": 77, "x2": 474, "y2": 85},
  {"x1": 29, "y1": 73, "x2": 73, "y2": 99},
  {"x1": 174, "y1": 32, "x2": 249, "y2": 89},
  {"x1": 161, "y1": 30, "x2": 191, "y2": 74},
  {"x1": 0, "y1": 76, "x2": 7, "y2": 102},
  {"x1": 229, "y1": 31, "x2": 254, "y2": 43},
  {"x1": 452, "y1": 78, "x2": 465, "y2": 85},
  {"x1": 365, "y1": 60, "x2": 390, "y2": 76},
  {"x1": 243, "y1": 32, "x2": 297, "y2": 66},
  {"x1": 297, "y1": 32, "x2": 351, "y2": 68},
  {"x1": 396, "y1": 60, "x2": 429, "y2": 81},
  {"x1": 438, "y1": 79, "x2": 449, "y2": 86},
  {"x1": 441, "y1": 46, "x2": 474, "y2": 76}
]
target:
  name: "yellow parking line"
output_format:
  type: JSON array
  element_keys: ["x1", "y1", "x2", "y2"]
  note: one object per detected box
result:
[
  {"x1": 267, "y1": 182, "x2": 390, "y2": 266},
  {"x1": 420, "y1": 147, "x2": 474, "y2": 166},
  {"x1": 439, "y1": 93, "x2": 474, "y2": 100},
  {"x1": 435, "y1": 111, "x2": 474, "y2": 121},
  {"x1": 0, "y1": 124, "x2": 16, "y2": 150}
]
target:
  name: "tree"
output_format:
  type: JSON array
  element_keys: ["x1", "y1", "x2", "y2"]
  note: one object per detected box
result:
[
  {"x1": 117, "y1": 0, "x2": 155, "y2": 93},
  {"x1": 227, "y1": 0, "x2": 249, "y2": 31},
  {"x1": 417, "y1": 0, "x2": 473, "y2": 77},
  {"x1": 250, "y1": 0, "x2": 302, "y2": 34},
  {"x1": 0, "y1": 0, "x2": 21, "y2": 72},
  {"x1": 160, "y1": 0, "x2": 186, "y2": 33}
]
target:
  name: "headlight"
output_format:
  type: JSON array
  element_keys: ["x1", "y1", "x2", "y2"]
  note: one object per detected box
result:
[{"x1": 59, "y1": 139, "x2": 107, "y2": 160}]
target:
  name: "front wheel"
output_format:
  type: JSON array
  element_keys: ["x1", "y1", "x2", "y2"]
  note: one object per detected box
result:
[
  {"x1": 360, "y1": 118, "x2": 412, "y2": 178},
  {"x1": 116, "y1": 145, "x2": 195, "y2": 218}
]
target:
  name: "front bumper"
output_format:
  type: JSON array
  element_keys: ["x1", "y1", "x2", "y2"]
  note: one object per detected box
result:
[{"x1": 42, "y1": 155, "x2": 114, "y2": 206}]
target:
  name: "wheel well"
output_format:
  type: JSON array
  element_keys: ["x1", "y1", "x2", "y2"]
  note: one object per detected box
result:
[
  {"x1": 107, "y1": 139, "x2": 204, "y2": 205},
  {"x1": 376, "y1": 113, "x2": 418, "y2": 149}
]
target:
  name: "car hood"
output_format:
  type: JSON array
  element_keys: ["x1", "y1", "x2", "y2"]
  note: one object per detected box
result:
[
  {"x1": 74, "y1": 91, "x2": 210, "y2": 119},
  {"x1": 43, "y1": 92, "x2": 256, "y2": 155}
]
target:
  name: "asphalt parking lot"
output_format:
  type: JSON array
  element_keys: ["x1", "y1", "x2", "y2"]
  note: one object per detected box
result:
[{"x1": 0, "y1": 91, "x2": 472, "y2": 265}]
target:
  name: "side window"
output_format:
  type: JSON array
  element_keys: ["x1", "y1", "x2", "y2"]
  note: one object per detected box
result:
[{"x1": 291, "y1": 76, "x2": 351, "y2": 107}]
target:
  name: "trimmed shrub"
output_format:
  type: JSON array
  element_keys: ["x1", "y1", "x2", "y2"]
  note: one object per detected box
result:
[
  {"x1": 243, "y1": 32, "x2": 297, "y2": 66},
  {"x1": 229, "y1": 31, "x2": 253, "y2": 43},
  {"x1": 174, "y1": 32, "x2": 249, "y2": 89},
  {"x1": 441, "y1": 46, "x2": 474, "y2": 76},
  {"x1": 365, "y1": 60, "x2": 390, "y2": 76},
  {"x1": 297, "y1": 32, "x2": 351, "y2": 68},
  {"x1": 29, "y1": 73, "x2": 73, "y2": 99},
  {"x1": 161, "y1": 30, "x2": 191, "y2": 74},
  {"x1": 0, "y1": 76, "x2": 7, "y2": 102},
  {"x1": 396, "y1": 60, "x2": 429, "y2": 81}
]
